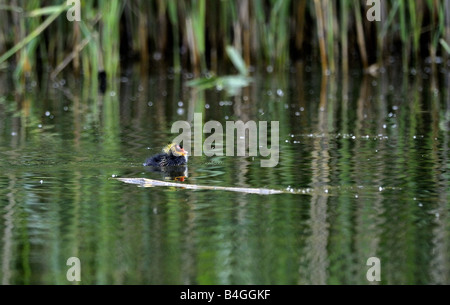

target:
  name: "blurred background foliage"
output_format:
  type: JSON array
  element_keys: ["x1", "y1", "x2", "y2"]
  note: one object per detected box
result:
[{"x1": 0, "y1": 0, "x2": 449, "y2": 81}]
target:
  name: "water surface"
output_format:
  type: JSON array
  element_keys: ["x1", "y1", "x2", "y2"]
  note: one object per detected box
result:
[{"x1": 0, "y1": 63, "x2": 449, "y2": 284}]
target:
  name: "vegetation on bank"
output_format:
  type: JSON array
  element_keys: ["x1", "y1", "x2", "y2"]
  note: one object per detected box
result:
[{"x1": 0, "y1": 0, "x2": 449, "y2": 80}]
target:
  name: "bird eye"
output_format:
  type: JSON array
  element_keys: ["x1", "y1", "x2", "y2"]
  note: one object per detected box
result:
[{"x1": 179, "y1": 144, "x2": 183, "y2": 149}]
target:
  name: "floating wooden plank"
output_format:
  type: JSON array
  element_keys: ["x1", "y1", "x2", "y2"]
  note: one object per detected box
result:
[
  {"x1": 114, "y1": 178, "x2": 402, "y2": 197},
  {"x1": 115, "y1": 178, "x2": 294, "y2": 195}
]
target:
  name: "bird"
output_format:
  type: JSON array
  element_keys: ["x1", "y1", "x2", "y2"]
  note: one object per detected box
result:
[{"x1": 143, "y1": 143, "x2": 188, "y2": 167}]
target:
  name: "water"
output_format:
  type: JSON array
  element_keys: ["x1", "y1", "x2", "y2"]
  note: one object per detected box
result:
[{"x1": 0, "y1": 63, "x2": 449, "y2": 284}]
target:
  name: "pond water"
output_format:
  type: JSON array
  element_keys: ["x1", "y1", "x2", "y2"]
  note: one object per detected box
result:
[{"x1": 0, "y1": 62, "x2": 449, "y2": 284}]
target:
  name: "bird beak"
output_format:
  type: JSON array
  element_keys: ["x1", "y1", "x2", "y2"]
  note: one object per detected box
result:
[{"x1": 180, "y1": 148, "x2": 188, "y2": 156}]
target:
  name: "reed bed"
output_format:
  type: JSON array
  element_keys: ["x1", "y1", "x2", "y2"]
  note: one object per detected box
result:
[{"x1": 0, "y1": 0, "x2": 448, "y2": 79}]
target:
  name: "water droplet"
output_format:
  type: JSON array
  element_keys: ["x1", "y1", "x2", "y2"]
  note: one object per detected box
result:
[
  {"x1": 205, "y1": 104, "x2": 210, "y2": 109},
  {"x1": 379, "y1": 186, "x2": 383, "y2": 192},
  {"x1": 112, "y1": 174, "x2": 117, "y2": 178},
  {"x1": 40, "y1": 180, "x2": 44, "y2": 184},
  {"x1": 11, "y1": 132, "x2": 17, "y2": 136},
  {"x1": 110, "y1": 91, "x2": 116, "y2": 97},
  {"x1": 63, "y1": 106, "x2": 69, "y2": 111},
  {"x1": 355, "y1": 195, "x2": 359, "y2": 199},
  {"x1": 383, "y1": 124, "x2": 387, "y2": 129},
  {"x1": 38, "y1": 124, "x2": 43, "y2": 128},
  {"x1": 153, "y1": 52, "x2": 162, "y2": 61},
  {"x1": 45, "y1": 111, "x2": 51, "y2": 117},
  {"x1": 295, "y1": 112, "x2": 300, "y2": 116},
  {"x1": 177, "y1": 108, "x2": 184, "y2": 115},
  {"x1": 148, "y1": 102, "x2": 153, "y2": 107},
  {"x1": 178, "y1": 101, "x2": 183, "y2": 107},
  {"x1": 276, "y1": 89, "x2": 284, "y2": 97},
  {"x1": 266, "y1": 65, "x2": 273, "y2": 73}
]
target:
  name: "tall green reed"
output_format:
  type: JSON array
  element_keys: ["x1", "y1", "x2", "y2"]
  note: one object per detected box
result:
[{"x1": 0, "y1": 0, "x2": 448, "y2": 79}]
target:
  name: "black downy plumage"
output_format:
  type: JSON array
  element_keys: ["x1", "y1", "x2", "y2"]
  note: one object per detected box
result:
[{"x1": 144, "y1": 143, "x2": 188, "y2": 167}]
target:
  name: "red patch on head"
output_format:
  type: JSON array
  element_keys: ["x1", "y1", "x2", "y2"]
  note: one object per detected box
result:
[{"x1": 177, "y1": 145, "x2": 187, "y2": 155}]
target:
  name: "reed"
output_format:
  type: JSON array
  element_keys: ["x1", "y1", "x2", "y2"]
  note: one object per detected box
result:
[
  {"x1": 314, "y1": 0, "x2": 328, "y2": 74},
  {"x1": 0, "y1": 0, "x2": 448, "y2": 79},
  {"x1": 427, "y1": 0, "x2": 445, "y2": 63},
  {"x1": 353, "y1": 0, "x2": 369, "y2": 70},
  {"x1": 340, "y1": 0, "x2": 350, "y2": 75},
  {"x1": 167, "y1": 0, "x2": 181, "y2": 72},
  {"x1": 446, "y1": 0, "x2": 450, "y2": 55}
]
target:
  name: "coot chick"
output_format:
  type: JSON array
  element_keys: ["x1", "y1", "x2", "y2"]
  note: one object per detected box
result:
[{"x1": 144, "y1": 143, "x2": 188, "y2": 167}]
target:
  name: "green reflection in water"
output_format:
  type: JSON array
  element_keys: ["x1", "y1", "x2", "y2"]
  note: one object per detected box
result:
[{"x1": 0, "y1": 64, "x2": 448, "y2": 284}]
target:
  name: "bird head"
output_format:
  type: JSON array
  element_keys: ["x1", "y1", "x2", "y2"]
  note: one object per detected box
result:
[{"x1": 163, "y1": 143, "x2": 188, "y2": 157}]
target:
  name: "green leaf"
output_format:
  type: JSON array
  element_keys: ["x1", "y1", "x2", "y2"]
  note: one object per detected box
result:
[
  {"x1": 187, "y1": 77, "x2": 218, "y2": 90},
  {"x1": 226, "y1": 46, "x2": 248, "y2": 76},
  {"x1": 440, "y1": 39, "x2": 450, "y2": 54},
  {"x1": 27, "y1": 5, "x2": 67, "y2": 17},
  {"x1": 219, "y1": 75, "x2": 252, "y2": 88}
]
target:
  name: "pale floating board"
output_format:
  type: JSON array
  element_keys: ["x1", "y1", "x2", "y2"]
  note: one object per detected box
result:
[
  {"x1": 115, "y1": 178, "x2": 305, "y2": 195},
  {"x1": 114, "y1": 178, "x2": 402, "y2": 196}
]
